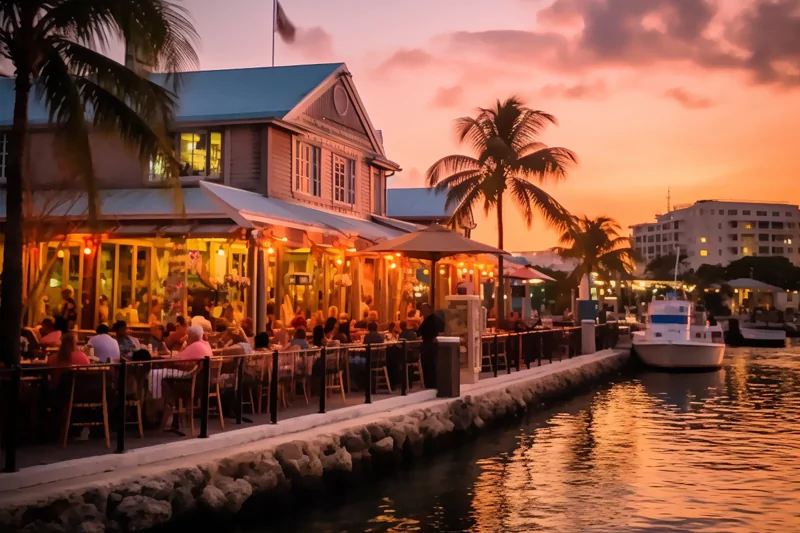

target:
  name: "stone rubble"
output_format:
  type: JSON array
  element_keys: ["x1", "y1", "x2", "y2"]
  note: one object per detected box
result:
[{"x1": 0, "y1": 351, "x2": 629, "y2": 533}]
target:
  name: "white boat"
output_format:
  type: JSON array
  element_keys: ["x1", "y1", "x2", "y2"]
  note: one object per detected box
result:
[
  {"x1": 722, "y1": 318, "x2": 786, "y2": 348},
  {"x1": 632, "y1": 298, "x2": 726, "y2": 370}
]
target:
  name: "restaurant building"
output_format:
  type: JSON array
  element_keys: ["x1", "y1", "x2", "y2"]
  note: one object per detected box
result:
[{"x1": 0, "y1": 62, "x2": 428, "y2": 329}]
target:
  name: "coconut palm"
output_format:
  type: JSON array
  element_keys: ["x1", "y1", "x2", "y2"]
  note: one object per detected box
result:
[
  {"x1": 0, "y1": 1, "x2": 198, "y2": 364},
  {"x1": 553, "y1": 215, "x2": 637, "y2": 299},
  {"x1": 426, "y1": 96, "x2": 576, "y2": 321}
]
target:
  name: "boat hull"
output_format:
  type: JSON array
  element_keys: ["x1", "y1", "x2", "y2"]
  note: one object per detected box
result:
[
  {"x1": 725, "y1": 328, "x2": 786, "y2": 348},
  {"x1": 633, "y1": 339, "x2": 726, "y2": 369}
]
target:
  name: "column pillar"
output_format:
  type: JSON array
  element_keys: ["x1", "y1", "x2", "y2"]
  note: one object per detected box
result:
[{"x1": 256, "y1": 248, "x2": 266, "y2": 333}]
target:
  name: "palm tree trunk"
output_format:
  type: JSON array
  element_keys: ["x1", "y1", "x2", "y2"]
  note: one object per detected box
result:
[
  {"x1": 496, "y1": 194, "x2": 505, "y2": 324},
  {"x1": 0, "y1": 74, "x2": 31, "y2": 366}
]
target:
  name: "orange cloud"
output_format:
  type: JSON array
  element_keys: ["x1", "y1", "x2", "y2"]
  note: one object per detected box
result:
[
  {"x1": 431, "y1": 85, "x2": 464, "y2": 108},
  {"x1": 664, "y1": 87, "x2": 715, "y2": 109}
]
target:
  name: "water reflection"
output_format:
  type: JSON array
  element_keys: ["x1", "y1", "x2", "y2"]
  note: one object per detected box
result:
[{"x1": 251, "y1": 346, "x2": 800, "y2": 533}]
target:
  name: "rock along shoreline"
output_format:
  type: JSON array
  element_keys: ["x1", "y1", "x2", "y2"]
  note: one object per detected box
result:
[{"x1": 0, "y1": 349, "x2": 632, "y2": 533}]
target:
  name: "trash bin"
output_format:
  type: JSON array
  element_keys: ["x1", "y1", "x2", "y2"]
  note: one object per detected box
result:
[{"x1": 435, "y1": 336, "x2": 461, "y2": 398}]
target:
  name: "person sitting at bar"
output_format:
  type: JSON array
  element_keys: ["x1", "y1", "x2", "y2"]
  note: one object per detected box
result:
[
  {"x1": 417, "y1": 303, "x2": 443, "y2": 388},
  {"x1": 336, "y1": 319, "x2": 352, "y2": 344},
  {"x1": 289, "y1": 328, "x2": 310, "y2": 350},
  {"x1": 88, "y1": 324, "x2": 121, "y2": 363},
  {"x1": 398, "y1": 320, "x2": 418, "y2": 341},
  {"x1": 47, "y1": 333, "x2": 91, "y2": 387},
  {"x1": 363, "y1": 321, "x2": 385, "y2": 344},
  {"x1": 164, "y1": 316, "x2": 188, "y2": 351},
  {"x1": 290, "y1": 312, "x2": 307, "y2": 331},
  {"x1": 178, "y1": 326, "x2": 213, "y2": 361},
  {"x1": 272, "y1": 320, "x2": 289, "y2": 347},
  {"x1": 148, "y1": 298, "x2": 163, "y2": 325},
  {"x1": 354, "y1": 311, "x2": 368, "y2": 330},
  {"x1": 113, "y1": 321, "x2": 140, "y2": 358},
  {"x1": 115, "y1": 299, "x2": 139, "y2": 325},
  {"x1": 39, "y1": 318, "x2": 62, "y2": 347},
  {"x1": 191, "y1": 314, "x2": 213, "y2": 333},
  {"x1": 323, "y1": 317, "x2": 338, "y2": 344},
  {"x1": 60, "y1": 287, "x2": 78, "y2": 330},
  {"x1": 146, "y1": 324, "x2": 169, "y2": 355}
]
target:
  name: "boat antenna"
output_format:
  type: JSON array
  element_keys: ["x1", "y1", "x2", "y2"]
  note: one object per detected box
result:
[{"x1": 673, "y1": 246, "x2": 680, "y2": 286}]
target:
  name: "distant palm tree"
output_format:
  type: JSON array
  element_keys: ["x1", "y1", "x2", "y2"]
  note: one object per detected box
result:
[
  {"x1": 0, "y1": 1, "x2": 198, "y2": 364},
  {"x1": 426, "y1": 96, "x2": 576, "y2": 321},
  {"x1": 554, "y1": 215, "x2": 637, "y2": 300}
]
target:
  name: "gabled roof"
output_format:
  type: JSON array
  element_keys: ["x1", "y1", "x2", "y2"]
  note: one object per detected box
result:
[
  {"x1": 0, "y1": 63, "x2": 345, "y2": 127},
  {"x1": 386, "y1": 188, "x2": 456, "y2": 219}
]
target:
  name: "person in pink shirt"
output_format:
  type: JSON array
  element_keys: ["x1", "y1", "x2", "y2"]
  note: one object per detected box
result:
[
  {"x1": 47, "y1": 333, "x2": 91, "y2": 388},
  {"x1": 39, "y1": 318, "x2": 62, "y2": 347},
  {"x1": 178, "y1": 326, "x2": 213, "y2": 360}
]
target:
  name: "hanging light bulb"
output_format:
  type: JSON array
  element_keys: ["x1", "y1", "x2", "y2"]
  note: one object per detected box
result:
[
  {"x1": 481, "y1": 271, "x2": 488, "y2": 276},
  {"x1": 458, "y1": 261, "x2": 464, "y2": 267},
  {"x1": 461, "y1": 267, "x2": 468, "y2": 274},
  {"x1": 336, "y1": 258, "x2": 343, "y2": 265},
  {"x1": 217, "y1": 248, "x2": 225, "y2": 257},
  {"x1": 439, "y1": 268, "x2": 445, "y2": 275},
  {"x1": 395, "y1": 252, "x2": 401, "y2": 257},
  {"x1": 267, "y1": 246, "x2": 275, "y2": 255},
  {"x1": 390, "y1": 263, "x2": 397, "y2": 269},
  {"x1": 423, "y1": 269, "x2": 429, "y2": 275},
  {"x1": 469, "y1": 269, "x2": 474, "y2": 275},
  {"x1": 83, "y1": 246, "x2": 92, "y2": 255},
  {"x1": 57, "y1": 249, "x2": 65, "y2": 259}
]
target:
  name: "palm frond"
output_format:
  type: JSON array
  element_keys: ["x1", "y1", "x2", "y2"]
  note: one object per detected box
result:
[
  {"x1": 514, "y1": 146, "x2": 577, "y2": 182},
  {"x1": 509, "y1": 177, "x2": 571, "y2": 230},
  {"x1": 425, "y1": 154, "x2": 480, "y2": 187},
  {"x1": 510, "y1": 108, "x2": 558, "y2": 152}
]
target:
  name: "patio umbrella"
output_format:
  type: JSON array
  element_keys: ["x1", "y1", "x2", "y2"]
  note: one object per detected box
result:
[
  {"x1": 359, "y1": 224, "x2": 509, "y2": 305},
  {"x1": 507, "y1": 266, "x2": 556, "y2": 282}
]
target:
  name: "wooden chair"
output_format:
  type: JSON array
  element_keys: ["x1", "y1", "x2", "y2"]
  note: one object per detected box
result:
[
  {"x1": 255, "y1": 352, "x2": 272, "y2": 414},
  {"x1": 481, "y1": 338, "x2": 493, "y2": 372},
  {"x1": 240, "y1": 354, "x2": 262, "y2": 415},
  {"x1": 161, "y1": 363, "x2": 200, "y2": 436},
  {"x1": 60, "y1": 366, "x2": 112, "y2": 449},
  {"x1": 406, "y1": 343, "x2": 424, "y2": 389},
  {"x1": 495, "y1": 337, "x2": 508, "y2": 371},
  {"x1": 324, "y1": 346, "x2": 347, "y2": 402},
  {"x1": 368, "y1": 344, "x2": 391, "y2": 394},
  {"x1": 208, "y1": 358, "x2": 226, "y2": 429},
  {"x1": 294, "y1": 348, "x2": 320, "y2": 405},
  {"x1": 277, "y1": 349, "x2": 298, "y2": 408},
  {"x1": 124, "y1": 365, "x2": 147, "y2": 438}
]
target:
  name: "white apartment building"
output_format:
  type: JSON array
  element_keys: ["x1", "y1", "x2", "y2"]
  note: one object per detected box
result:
[{"x1": 631, "y1": 200, "x2": 800, "y2": 270}]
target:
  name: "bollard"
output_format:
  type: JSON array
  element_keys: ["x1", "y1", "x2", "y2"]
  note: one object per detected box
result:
[
  {"x1": 365, "y1": 344, "x2": 372, "y2": 404},
  {"x1": 115, "y1": 359, "x2": 127, "y2": 453},
  {"x1": 2, "y1": 366, "x2": 21, "y2": 472},
  {"x1": 492, "y1": 334, "x2": 499, "y2": 378},
  {"x1": 401, "y1": 340, "x2": 408, "y2": 396},
  {"x1": 435, "y1": 337, "x2": 461, "y2": 398},
  {"x1": 198, "y1": 356, "x2": 211, "y2": 438},
  {"x1": 581, "y1": 320, "x2": 597, "y2": 354},
  {"x1": 270, "y1": 350, "x2": 279, "y2": 424},
  {"x1": 235, "y1": 357, "x2": 244, "y2": 425},
  {"x1": 319, "y1": 347, "x2": 327, "y2": 414}
]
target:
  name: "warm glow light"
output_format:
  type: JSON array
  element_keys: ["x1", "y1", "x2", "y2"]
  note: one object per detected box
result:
[
  {"x1": 458, "y1": 261, "x2": 464, "y2": 267},
  {"x1": 384, "y1": 254, "x2": 394, "y2": 260},
  {"x1": 336, "y1": 258, "x2": 343, "y2": 265},
  {"x1": 423, "y1": 269, "x2": 429, "y2": 275},
  {"x1": 439, "y1": 268, "x2": 445, "y2": 275},
  {"x1": 700, "y1": 249, "x2": 708, "y2": 256},
  {"x1": 217, "y1": 248, "x2": 225, "y2": 257},
  {"x1": 395, "y1": 252, "x2": 401, "y2": 257},
  {"x1": 57, "y1": 249, "x2": 64, "y2": 259},
  {"x1": 346, "y1": 260, "x2": 351, "y2": 267},
  {"x1": 267, "y1": 247, "x2": 275, "y2": 254},
  {"x1": 481, "y1": 271, "x2": 488, "y2": 276},
  {"x1": 347, "y1": 247, "x2": 357, "y2": 253},
  {"x1": 390, "y1": 263, "x2": 397, "y2": 269},
  {"x1": 461, "y1": 267, "x2": 468, "y2": 273},
  {"x1": 700, "y1": 237, "x2": 707, "y2": 243},
  {"x1": 83, "y1": 247, "x2": 92, "y2": 255},
  {"x1": 469, "y1": 269, "x2": 474, "y2": 274},
  {"x1": 280, "y1": 237, "x2": 288, "y2": 242},
  {"x1": 489, "y1": 272, "x2": 494, "y2": 278}
]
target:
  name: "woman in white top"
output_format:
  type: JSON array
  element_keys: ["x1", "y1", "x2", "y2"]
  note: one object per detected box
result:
[{"x1": 88, "y1": 324, "x2": 121, "y2": 363}]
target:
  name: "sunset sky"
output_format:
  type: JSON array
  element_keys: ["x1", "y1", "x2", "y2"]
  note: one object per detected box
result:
[{"x1": 179, "y1": 0, "x2": 800, "y2": 251}]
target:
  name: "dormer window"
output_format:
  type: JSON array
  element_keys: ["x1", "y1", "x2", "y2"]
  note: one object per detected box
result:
[{"x1": 179, "y1": 131, "x2": 222, "y2": 179}]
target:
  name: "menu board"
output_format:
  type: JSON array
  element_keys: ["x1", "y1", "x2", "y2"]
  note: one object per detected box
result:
[
  {"x1": 445, "y1": 301, "x2": 470, "y2": 369},
  {"x1": 165, "y1": 244, "x2": 188, "y2": 323}
]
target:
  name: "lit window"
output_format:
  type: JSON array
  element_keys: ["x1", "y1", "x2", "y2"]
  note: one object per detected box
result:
[
  {"x1": 178, "y1": 130, "x2": 222, "y2": 178},
  {"x1": 700, "y1": 250, "x2": 708, "y2": 256},
  {"x1": 294, "y1": 141, "x2": 321, "y2": 196},
  {"x1": 700, "y1": 237, "x2": 707, "y2": 243},
  {"x1": 745, "y1": 223, "x2": 753, "y2": 230},
  {"x1": 333, "y1": 154, "x2": 356, "y2": 204},
  {"x1": 149, "y1": 153, "x2": 168, "y2": 182},
  {"x1": 0, "y1": 133, "x2": 6, "y2": 181},
  {"x1": 743, "y1": 247, "x2": 750, "y2": 254}
]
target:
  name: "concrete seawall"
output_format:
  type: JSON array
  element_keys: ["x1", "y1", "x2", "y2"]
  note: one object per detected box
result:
[{"x1": 0, "y1": 349, "x2": 632, "y2": 533}]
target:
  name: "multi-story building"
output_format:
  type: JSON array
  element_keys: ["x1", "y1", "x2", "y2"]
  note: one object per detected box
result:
[{"x1": 631, "y1": 200, "x2": 800, "y2": 270}]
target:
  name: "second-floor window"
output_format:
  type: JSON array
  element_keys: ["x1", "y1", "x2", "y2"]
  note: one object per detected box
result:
[
  {"x1": 0, "y1": 133, "x2": 7, "y2": 182},
  {"x1": 333, "y1": 154, "x2": 356, "y2": 205},
  {"x1": 295, "y1": 142, "x2": 321, "y2": 196},
  {"x1": 179, "y1": 130, "x2": 222, "y2": 178}
]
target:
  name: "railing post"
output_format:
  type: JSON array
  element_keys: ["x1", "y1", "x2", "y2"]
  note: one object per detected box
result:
[
  {"x1": 2, "y1": 366, "x2": 21, "y2": 473},
  {"x1": 492, "y1": 334, "x2": 499, "y2": 378},
  {"x1": 365, "y1": 344, "x2": 372, "y2": 404},
  {"x1": 198, "y1": 356, "x2": 211, "y2": 438},
  {"x1": 270, "y1": 350, "x2": 279, "y2": 424},
  {"x1": 235, "y1": 357, "x2": 244, "y2": 425},
  {"x1": 537, "y1": 332, "x2": 543, "y2": 366},
  {"x1": 516, "y1": 333, "x2": 522, "y2": 372},
  {"x1": 115, "y1": 359, "x2": 127, "y2": 453},
  {"x1": 318, "y1": 347, "x2": 327, "y2": 414},
  {"x1": 507, "y1": 335, "x2": 513, "y2": 375},
  {"x1": 401, "y1": 340, "x2": 408, "y2": 396}
]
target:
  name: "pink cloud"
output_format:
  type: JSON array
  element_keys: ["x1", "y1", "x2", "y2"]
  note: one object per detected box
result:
[
  {"x1": 431, "y1": 85, "x2": 464, "y2": 108},
  {"x1": 374, "y1": 48, "x2": 437, "y2": 76},
  {"x1": 664, "y1": 87, "x2": 715, "y2": 109},
  {"x1": 539, "y1": 80, "x2": 607, "y2": 100}
]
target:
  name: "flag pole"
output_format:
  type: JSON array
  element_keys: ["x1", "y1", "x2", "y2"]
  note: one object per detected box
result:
[{"x1": 271, "y1": 0, "x2": 277, "y2": 67}]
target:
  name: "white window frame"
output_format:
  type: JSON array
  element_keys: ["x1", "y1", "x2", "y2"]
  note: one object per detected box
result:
[
  {"x1": 294, "y1": 141, "x2": 321, "y2": 197},
  {"x1": 177, "y1": 129, "x2": 223, "y2": 182},
  {"x1": 333, "y1": 154, "x2": 356, "y2": 205},
  {"x1": 0, "y1": 133, "x2": 7, "y2": 182}
]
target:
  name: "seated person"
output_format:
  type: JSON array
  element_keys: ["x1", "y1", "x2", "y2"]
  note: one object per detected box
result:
[
  {"x1": 254, "y1": 332, "x2": 271, "y2": 351},
  {"x1": 288, "y1": 328, "x2": 310, "y2": 350},
  {"x1": 191, "y1": 314, "x2": 213, "y2": 333},
  {"x1": 335, "y1": 320, "x2": 351, "y2": 344},
  {"x1": 115, "y1": 299, "x2": 139, "y2": 325},
  {"x1": 323, "y1": 317, "x2": 338, "y2": 344},
  {"x1": 221, "y1": 328, "x2": 253, "y2": 355},
  {"x1": 147, "y1": 324, "x2": 169, "y2": 355},
  {"x1": 39, "y1": 318, "x2": 62, "y2": 347},
  {"x1": 164, "y1": 316, "x2": 188, "y2": 351},
  {"x1": 290, "y1": 313, "x2": 307, "y2": 331},
  {"x1": 366, "y1": 310, "x2": 379, "y2": 325},
  {"x1": 47, "y1": 333, "x2": 91, "y2": 387},
  {"x1": 354, "y1": 311, "x2": 369, "y2": 330},
  {"x1": 398, "y1": 320, "x2": 418, "y2": 341},
  {"x1": 362, "y1": 321, "x2": 385, "y2": 344},
  {"x1": 272, "y1": 320, "x2": 289, "y2": 346},
  {"x1": 178, "y1": 326, "x2": 213, "y2": 360},
  {"x1": 88, "y1": 324, "x2": 121, "y2": 363},
  {"x1": 113, "y1": 320, "x2": 140, "y2": 357},
  {"x1": 148, "y1": 298, "x2": 163, "y2": 326}
]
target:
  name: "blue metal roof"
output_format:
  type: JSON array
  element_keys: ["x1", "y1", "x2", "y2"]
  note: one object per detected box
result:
[
  {"x1": 0, "y1": 63, "x2": 344, "y2": 127},
  {"x1": 386, "y1": 187, "x2": 456, "y2": 219}
]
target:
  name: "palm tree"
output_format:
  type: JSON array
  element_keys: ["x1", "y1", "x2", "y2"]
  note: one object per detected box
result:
[
  {"x1": 426, "y1": 97, "x2": 576, "y2": 321},
  {"x1": 0, "y1": 1, "x2": 198, "y2": 364},
  {"x1": 553, "y1": 215, "x2": 637, "y2": 300}
]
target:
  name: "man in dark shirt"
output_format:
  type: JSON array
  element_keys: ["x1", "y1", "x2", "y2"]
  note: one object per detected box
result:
[
  {"x1": 398, "y1": 320, "x2": 417, "y2": 341},
  {"x1": 417, "y1": 303, "x2": 443, "y2": 388},
  {"x1": 363, "y1": 321, "x2": 385, "y2": 344}
]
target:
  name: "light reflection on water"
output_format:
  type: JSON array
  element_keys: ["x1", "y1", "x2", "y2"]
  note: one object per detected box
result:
[{"x1": 252, "y1": 346, "x2": 800, "y2": 533}]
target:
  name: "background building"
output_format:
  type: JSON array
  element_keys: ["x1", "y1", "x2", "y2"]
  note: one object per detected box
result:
[
  {"x1": 386, "y1": 187, "x2": 475, "y2": 236},
  {"x1": 631, "y1": 200, "x2": 800, "y2": 270}
]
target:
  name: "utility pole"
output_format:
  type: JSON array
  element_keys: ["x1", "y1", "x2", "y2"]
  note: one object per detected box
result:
[{"x1": 667, "y1": 187, "x2": 671, "y2": 213}]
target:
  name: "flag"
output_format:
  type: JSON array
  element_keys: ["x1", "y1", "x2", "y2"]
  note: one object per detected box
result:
[{"x1": 275, "y1": 1, "x2": 296, "y2": 44}]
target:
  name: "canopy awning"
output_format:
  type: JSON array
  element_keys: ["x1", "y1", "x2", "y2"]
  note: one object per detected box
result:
[
  {"x1": 357, "y1": 224, "x2": 509, "y2": 261},
  {"x1": 200, "y1": 181, "x2": 409, "y2": 244},
  {"x1": 507, "y1": 266, "x2": 556, "y2": 282},
  {"x1": 726, "y1": 278, "x2": 783, "y2": 292}
]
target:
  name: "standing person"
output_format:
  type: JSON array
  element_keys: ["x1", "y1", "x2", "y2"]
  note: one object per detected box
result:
[
  {"x1": 417, "y1": 303, "x2": 443, "y2": 388},
  {"x1": 97, "y1": 295, "x2": 110, "y2": 325},
  {"x1": 60, "y1": 287, "x2": 78, "y2": 330},
  {"x1": 88, "y1": 324, "x2": 121, "y2": 363}
]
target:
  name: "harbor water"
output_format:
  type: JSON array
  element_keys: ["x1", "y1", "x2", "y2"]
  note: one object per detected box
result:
[{"x1": 244, "y1": 345, "x2": 800, "y2": 533}]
